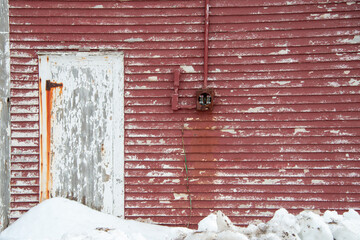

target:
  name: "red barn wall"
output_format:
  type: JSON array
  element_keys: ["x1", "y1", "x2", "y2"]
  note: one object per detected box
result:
[{"x1": 9, "y1": 0, "x2": 360, "y2": 227}]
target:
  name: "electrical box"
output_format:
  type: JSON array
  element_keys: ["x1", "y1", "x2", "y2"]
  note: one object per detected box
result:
[{"x1": 196, "y1": 88, "x2": 214, "y2": 111}]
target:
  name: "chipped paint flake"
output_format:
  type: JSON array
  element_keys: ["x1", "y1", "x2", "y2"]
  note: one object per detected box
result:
[
  {"x1": 286, "y1": 1, "x2": 295, "y2": 5},
  {"x1": 344, "y1": 70, "x2": 350, "y2": 74},
  {"x1": 146, "y1": 171, "x2": 174, "y2": 177},
  {"x1": 270, "y1": 49, "x2": 290, "y2": 55},
  {"x1": 318, "y1": 13, "x2": 338, "y2": 19},
  {"x1": 180, "y1": 65, "x2": 195, "y2": 73},
  {"x1": 277, "y1": 58, "x2": 296, "y2": 63},
  {"x1": 271, "y1": 81, "x2": 291, "y2": 86},
  {"x1": 212, "y1": 179, "x2": 224, "y2": 184},
  {"x1": 11, "y1": 139, "x2": 38, "y2": 147},
  {"x1": 93, "y1": 5, "x2": 104, "y2": 8},
  {"x1": 340, "y1": 35, "x2": 360, "y2": 44},
  {"x1": 124, "y1": 38, "x2": 144, "y2": 43},
  {"x1": 246, "y1": 107, "x2": 265, "y2": 113},
  {"x1": 254, "y1": 83, "x2": 266, "y2": 88},
  {"x1": 133, "y1": 85, "x2": 148, "y2": 89},
  {"x1": 262, "y1": 179, "x2": 281, "y2": 184},
  {"x1": 148, "y1": 76, "x2": 158, "y2": 81},
  {"x1": 164, "y1": 148, "x2": 179, "y2": 153},
  {"x1": 294, "y1": 128, "x2": 310, "y2": 135},
  {"x1": 221, "y1": 129, "x2": 237, "y2": 134},
  {"x1": 173, "y1": 193, "x2": 188, "y2": 200},
  {"x1": 329, "y1": 82, "x2": 340, "y2": 87},
  {"x1": 311, "y1": 180, "x2": 326, "y2": 184},
  {"x1": 349, "y1": 78, "x2": 360, "y2": 86}
]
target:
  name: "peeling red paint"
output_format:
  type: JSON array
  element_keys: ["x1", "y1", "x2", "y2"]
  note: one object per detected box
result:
[{"x1": 8, "y1": 0, "x2": 360, "y2": 227}]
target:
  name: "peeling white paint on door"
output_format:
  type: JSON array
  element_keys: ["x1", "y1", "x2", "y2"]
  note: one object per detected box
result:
[{"x1": 39, "y1": 52, "x2": 124, "y2": 218}]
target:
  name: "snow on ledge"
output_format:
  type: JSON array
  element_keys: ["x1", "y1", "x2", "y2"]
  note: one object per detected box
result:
[{"x1": 0, "y1": 197, "x2": 360, "y2": 240}]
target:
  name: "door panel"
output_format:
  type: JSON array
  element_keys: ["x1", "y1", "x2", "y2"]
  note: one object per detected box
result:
[{"x1": 39, "y1": 53, "x2": 124, "y2": 217}]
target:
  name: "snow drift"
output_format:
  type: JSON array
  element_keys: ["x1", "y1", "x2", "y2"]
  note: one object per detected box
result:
[
  {"x1": 0, "y1": 198, "x2": 191, "y2": 240},
  {"x1": 0, "y1": 197, "x2": 359, "y2": 240}
]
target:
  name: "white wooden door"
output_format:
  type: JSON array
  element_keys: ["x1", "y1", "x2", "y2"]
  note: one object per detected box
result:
[{"x1": 39, "y1": 53, "x2": 124, "y2": 217}]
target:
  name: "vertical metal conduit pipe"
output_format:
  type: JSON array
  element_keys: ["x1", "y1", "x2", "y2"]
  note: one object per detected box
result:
[{"x1": 204, "y1": 0, "x2": 210, "y2": 88}]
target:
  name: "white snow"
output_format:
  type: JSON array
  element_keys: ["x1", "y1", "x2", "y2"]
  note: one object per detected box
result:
[
  {"x1": 297, "y1": 211, "x2": 333, "y2": 240},
  {"x1": 0, "y1": 198, "x2": 191, "y2": 240},
  {"x1": 324, "y1": 209, "x2": 360, "y2": 240},
  {"x1": 197, "y1": 213, "x2": 218, "y2": 232},
  {"x1": 1, "y1": 198, "x2": 360, "y2": 240}
]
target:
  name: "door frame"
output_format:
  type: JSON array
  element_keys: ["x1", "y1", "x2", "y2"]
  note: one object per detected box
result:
[{"x1": 38, "y1": 52, "x2": 125, "y2": 218}]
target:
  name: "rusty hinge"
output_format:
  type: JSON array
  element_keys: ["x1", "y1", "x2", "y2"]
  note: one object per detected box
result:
[{"x1": 46, "y1": 80, "x2": 63, "y2": 91}]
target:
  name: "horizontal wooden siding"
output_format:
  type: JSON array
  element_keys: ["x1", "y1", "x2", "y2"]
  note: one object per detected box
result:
[{"x1": 9, "y1": 0, "x2": 360, "y2": 227}]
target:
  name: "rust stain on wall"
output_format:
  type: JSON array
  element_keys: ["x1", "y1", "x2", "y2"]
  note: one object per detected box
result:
[{"x1": 45, "y1": 81, "x2": 63, "y2": 200}]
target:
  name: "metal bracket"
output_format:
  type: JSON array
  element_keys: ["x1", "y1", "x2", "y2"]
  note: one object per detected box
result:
[
  {"x1": 46, "y1": 80, "x2": 63, "y2": 91},
  {"x1": 171, "y1": 69, "x2": 196, "y2": 111}
]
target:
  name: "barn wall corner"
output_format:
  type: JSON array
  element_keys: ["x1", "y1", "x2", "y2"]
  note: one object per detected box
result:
[{"x1": 0, "y1": 0, "x2": 10, "y2": 232}]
